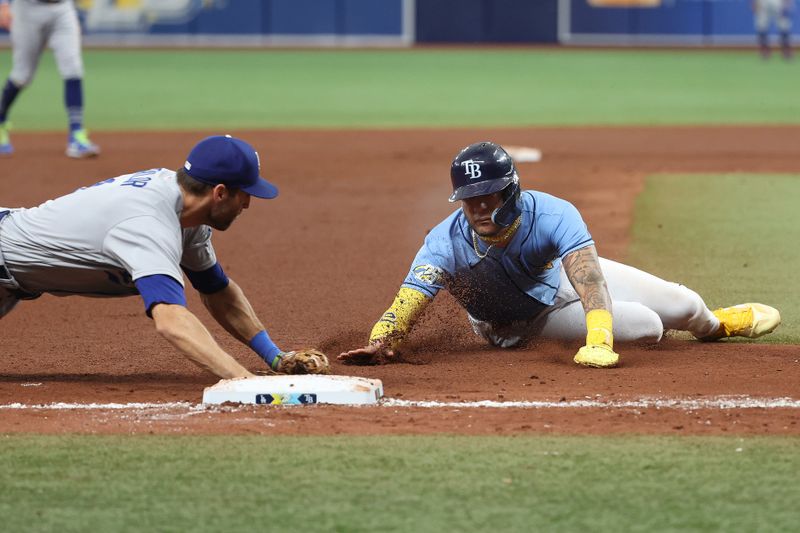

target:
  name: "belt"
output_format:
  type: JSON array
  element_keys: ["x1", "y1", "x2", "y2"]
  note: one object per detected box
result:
[
  {"x1": 0, "y1": 210, "x2": 11, "y2": 281},
  {"x1": 0, "y1": 210, "x2": 37, "y2": 299}
]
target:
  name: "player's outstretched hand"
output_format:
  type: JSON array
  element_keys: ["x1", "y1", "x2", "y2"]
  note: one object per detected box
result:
[{"x1": 338, "y1": 342, "x2": 396, "y2": 365}]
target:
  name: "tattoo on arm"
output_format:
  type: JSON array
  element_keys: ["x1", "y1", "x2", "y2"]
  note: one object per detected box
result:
[{"x1": 562, "y1": 245, "x2": 612, "y2": 313}]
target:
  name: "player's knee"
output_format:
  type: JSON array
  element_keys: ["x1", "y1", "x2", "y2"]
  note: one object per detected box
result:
[
  {"x1": 468, "y1": 315, "x2": 524, "y2": 348},
  {"x1": 616, "y1": 305, "x2": 663, "y2": 344},
  {"x1": 490, "y1": 335, "x2": 523, "y2": 349},
  {"x1": 635, "y1": 315, "x2": 663, "y2": 344},
  {"x1": 9, "y1": 74, "x2": 32, "y2": 89},
  {"x1": 58, "y1": 64, "x2": 84, "y2": 80},
  {"x1": 668, "y1": 285, "x2": 709, "y2": 327}
]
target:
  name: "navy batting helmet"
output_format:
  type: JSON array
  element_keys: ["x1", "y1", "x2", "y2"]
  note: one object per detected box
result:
[{"x1": 449, "y1": 141, "x2": 521, "y2": 227}]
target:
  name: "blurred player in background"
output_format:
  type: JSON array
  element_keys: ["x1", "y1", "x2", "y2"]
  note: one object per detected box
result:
[
  {"x1": 753, "y1": 0, "x2": 794, "y2": 59},
  {"x1": 0, "y1": 0, "x2": 100, "y2": 158}
]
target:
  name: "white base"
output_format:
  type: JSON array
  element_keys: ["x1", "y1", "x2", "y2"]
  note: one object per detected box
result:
[
  {"x1": 504, "y1": 146, "x2": 542, "y2": 163},
  {"x1": 202, "y1": 375, "x2": 384, "y2": 405}
]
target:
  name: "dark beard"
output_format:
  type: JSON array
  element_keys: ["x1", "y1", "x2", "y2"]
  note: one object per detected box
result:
[{"x1": 208, "y1": 208, "x2": 237, "y2": 231}]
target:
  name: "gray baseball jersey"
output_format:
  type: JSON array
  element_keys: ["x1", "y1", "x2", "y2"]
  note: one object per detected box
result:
[
  {"x1": 0, "y1": 168, "x2": 216, "y2": 297},
  {"x1": 7, "y1": 0, "x2": 83, "y2": 85}
]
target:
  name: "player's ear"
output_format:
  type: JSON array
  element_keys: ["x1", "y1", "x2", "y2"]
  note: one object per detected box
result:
[{"x1": 211, "y1": 184, "x2": 228, "y2": 201}]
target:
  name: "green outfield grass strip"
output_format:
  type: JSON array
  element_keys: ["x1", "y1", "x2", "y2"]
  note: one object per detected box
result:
[
  {"x1": 628, "y1": 173, "x2": 800, "y2": 343},
  {"x1": 2, "y1": 435, "x2": 799, "y2": 532},
  {"x1": 1, "y1": 49, "x2": 798, "y2": 131}
]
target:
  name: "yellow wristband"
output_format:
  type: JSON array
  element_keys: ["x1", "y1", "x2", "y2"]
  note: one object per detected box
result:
[
  {"x1": 585, "y1": 309, "x2": 613, "y2": 348},
  {"x1": 369, "y1": 287, "x2": 430, "y2": 347}
]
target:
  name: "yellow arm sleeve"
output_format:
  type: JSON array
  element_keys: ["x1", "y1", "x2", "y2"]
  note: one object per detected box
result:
[
  {"x1": 369, "y1": 287, "x2": 431, "y2": 349},
  {"x1": 585, "y1": 309, "x2": 614, "y2": 348}
]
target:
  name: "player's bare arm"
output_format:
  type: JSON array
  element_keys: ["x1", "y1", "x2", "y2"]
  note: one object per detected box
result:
[
  {"x1": 199, "y1": 280, "x2": 330, "y2": 375},
  {"x1": 562, "y1": 245, "x2": 612, "y2": 313},
  {"x1": 151, "y1": 303, "x2": 254, "y2": 379},
  {"x1": 0, "y1": 2, "x2": 11, "y2": 31},
  {"x1": 562, "y1": 244, "x2": 619, "y2": 368},
  {"x1": 199, "y1": 279, "x2": 264, "y2": 345}
]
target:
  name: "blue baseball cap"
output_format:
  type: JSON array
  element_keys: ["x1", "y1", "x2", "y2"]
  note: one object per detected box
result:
[{"x1": 183, "y1": 135, "x2": 278, "y2": 199}]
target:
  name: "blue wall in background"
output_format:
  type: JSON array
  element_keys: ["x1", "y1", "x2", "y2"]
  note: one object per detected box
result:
[
  {"x1": 415, "y1": 0, "x2": 559, "y2": 43},
  {"x1": 568, "y1": 0, "x2": 800, "y2": 41},
  {"x1": 416, "y1": 0, "x2": 798, "y2": 44},
  {"x1": 2, "y1": 0, "x2": 793, "y2": 44},
  {"x1": 95, "y1": 0, "x2": 404, "y2": 37}
]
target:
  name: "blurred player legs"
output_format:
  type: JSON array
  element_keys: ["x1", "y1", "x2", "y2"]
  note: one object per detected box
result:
[
  {"x1": 0, "y1": 0, "x2": 100, "y2": 157},
  {"x1": 754, "y1": 0, "x2": 794, "y2": 60}
]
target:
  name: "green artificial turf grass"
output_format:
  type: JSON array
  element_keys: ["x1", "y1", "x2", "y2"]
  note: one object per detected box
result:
[
  {"x1": 627, "y1": 173, "x2": 800, "y2": 343},
  {"x1": 1, "y1": 48, "x2": 798, "y2": 131},
  {"x1": 1, "y1": 434, "x2": 799, "y2": 532}
]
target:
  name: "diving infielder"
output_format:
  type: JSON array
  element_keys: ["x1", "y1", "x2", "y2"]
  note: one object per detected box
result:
[
  {"x1": 339, "y1": 142, "x2": 781, "y2": 368},
  {"x1": 0, "y1": 0, "x2": 99, "y2": 157},
  {"x1": 753, "y1": 0, "x2": 794, "y2": 59},
  {"x1": 0, "y1": 135, "x2": 329, "y2": 378}
]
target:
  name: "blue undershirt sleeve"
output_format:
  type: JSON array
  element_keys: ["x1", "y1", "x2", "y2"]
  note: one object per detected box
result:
[
  {"x1": 182, "y1": 262, "x2": 230, "y2": 294},
  {"x1": 135, "y1": 274, "x2": 187, "y2": 317}
]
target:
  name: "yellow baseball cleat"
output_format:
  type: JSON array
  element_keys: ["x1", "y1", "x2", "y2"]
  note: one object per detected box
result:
[
  {"x1": 706, "y1": 303, "x2": 781, "y2": 340},
  {"x1": 574, "y1": 344, "x2": 619, "y2": 368},
  {"x1": 0, "y1": 122, "x2": 13, "y2": 156},
  {"x1": 66, "y1": 129, "x2": 101, "y2": 159}
]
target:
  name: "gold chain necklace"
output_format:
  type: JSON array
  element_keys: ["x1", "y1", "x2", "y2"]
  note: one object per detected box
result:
[
  {"x1": 471, "y1": 216, "x2": 522, "y2": 259},
  {"x1": 472, "y1": 230, "x2": 494, "y2": 259}
]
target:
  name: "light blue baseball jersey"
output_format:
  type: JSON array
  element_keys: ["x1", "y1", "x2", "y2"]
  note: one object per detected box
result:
[{"x1": 401, "y1": 190, "x2": 593, "y2": 323}]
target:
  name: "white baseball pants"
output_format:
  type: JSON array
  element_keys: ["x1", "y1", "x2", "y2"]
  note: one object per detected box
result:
[{"x1": 470, "y1": 258, "x2": 720, "y2": 347}]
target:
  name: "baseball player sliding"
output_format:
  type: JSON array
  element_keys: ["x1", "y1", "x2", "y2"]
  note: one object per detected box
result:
[
  {"x1": 339, "y1": 141, "x2": 781, "y2": 368},
  {"x1": 0, "y1": 135, "x2": 329, "y2": 379},
  {"x1": 0, "y1": 0, "x2": 100, "y2": 158}
]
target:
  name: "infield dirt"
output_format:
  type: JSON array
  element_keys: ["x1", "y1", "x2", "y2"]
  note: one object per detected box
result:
[{"x1": 1, "y1": 126, "x2": 798, "y2": 435}]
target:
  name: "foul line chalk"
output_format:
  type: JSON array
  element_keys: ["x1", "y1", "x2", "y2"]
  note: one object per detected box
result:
[
  {"x1": 382, "y1": 397, "x2": 800, "y2": 410},
  {"x1": 0, "y1": 402, "x2": 195, "y2": 410},
  {"x1": 0, "y1": 396, "x2": 799, "y2": 411}
]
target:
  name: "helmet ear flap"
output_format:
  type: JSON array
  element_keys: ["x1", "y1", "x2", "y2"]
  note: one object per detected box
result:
[{"x1": 490, "y1": 176, "x2": 521, "y2": 227}]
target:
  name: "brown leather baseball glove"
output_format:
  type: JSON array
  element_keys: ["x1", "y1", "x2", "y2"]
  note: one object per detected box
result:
[{"x1": 272, "y1": 349, "x2": 331, "y2": 375}]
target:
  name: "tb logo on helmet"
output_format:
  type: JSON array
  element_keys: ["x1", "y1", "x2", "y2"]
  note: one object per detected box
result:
[
  {"x1": 461, "y1": 160, "x2": 482, "y2": 180},
  {"x1": 449, "y1": 141, "x2": 522, "y2": 228}
]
